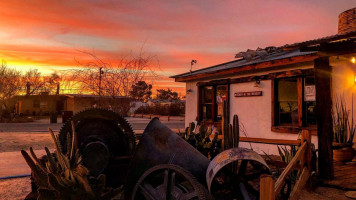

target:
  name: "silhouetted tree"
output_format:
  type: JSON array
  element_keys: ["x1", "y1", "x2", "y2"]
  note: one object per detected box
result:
[
  {"x1": 156, "y1": 88, "x2": 179, "y2": 100},
  {"x1": 129, "y1": 81, "x2": 152, "y2": 102},
  {"x1": 0, "y1": 61, "x2": 21, "y2": 117},
  {"x1": 22, "y1": 69, "x2": 61, "y2": 95}
]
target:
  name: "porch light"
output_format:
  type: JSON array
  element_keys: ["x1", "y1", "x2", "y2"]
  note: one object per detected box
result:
[
  {"x1": 254, "y1": 79, "x2": 261, "y2": 87},
  {"x1": 351, "y1": 56, "x2": 356, "y2": 64}
]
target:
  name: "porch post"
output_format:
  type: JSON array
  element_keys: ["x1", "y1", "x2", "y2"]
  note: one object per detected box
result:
[{"x1": 314, "y1": 57, "x2": 333, "y2": 179}]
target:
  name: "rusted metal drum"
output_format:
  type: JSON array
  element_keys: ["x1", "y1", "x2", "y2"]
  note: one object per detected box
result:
[
  {"x1": 125, "y1": 118, "x2": 210, "y2": 198},
  {"x1": 206, "y1": 148, "x2": 270, "y2": 199},
  {"x1": 206, "y1": 148, "x2": 270, "y2": 192}
]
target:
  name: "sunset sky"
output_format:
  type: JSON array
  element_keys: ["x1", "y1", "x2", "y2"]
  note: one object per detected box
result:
[{"x1": 0, "y1": 1, "x2": 355, "y2": 95}]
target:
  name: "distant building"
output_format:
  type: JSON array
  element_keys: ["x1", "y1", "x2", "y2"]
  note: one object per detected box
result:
[{"x1": 10, "y1": 94, "x2": 130, "y2": 115}]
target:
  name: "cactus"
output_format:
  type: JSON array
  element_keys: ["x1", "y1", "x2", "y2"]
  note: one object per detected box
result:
[
  {"x1": 21, "y1": 122, "x2": 123, "y2": 200},
  {"x1": 181, "y1": 120, "x2": 219, "y2": 159}
]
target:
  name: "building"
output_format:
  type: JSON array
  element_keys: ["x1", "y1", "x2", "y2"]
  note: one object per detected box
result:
[
  {"x1": 11, "y1": 94, "x2": 130, "y2": 115},
  {"x1": 171, "y1": 8, "x2": 356, "y2": 174}
]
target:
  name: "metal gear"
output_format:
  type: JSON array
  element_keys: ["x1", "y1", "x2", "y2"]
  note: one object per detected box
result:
[{"x1": 58, "y1": 108, "x2": 136, "y2": 181}]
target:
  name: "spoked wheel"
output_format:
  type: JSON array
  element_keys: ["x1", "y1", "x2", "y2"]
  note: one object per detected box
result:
[
  {"x1": 206, "y1": 148, "x2": 270, "y2": 200},
  {"x1": 132, "y1": 164, "x2": 209, "y2": 200}
]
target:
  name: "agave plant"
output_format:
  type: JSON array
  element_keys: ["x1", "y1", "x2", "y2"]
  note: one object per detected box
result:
[
  {"x1": 333, "y1": 95, "x2": 355, "y2": 144},
  {"x1": 21, "y1": 121, "x2": 123, "y2": 200}
]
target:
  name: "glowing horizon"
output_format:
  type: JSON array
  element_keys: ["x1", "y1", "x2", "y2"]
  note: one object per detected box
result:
[{"x1": 0, "y1": 1, "x2": 355, "y2": 95}]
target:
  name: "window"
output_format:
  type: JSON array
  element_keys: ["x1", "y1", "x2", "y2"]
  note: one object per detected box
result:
[
  {"x1": 278, "y1": 78, "x2": 298, "y2": 125},
  {"x1": 272, "y1": 76, "x2": 316, "y2": 131},
  {"x1": 304, "y1": 76, "x2": 317, "y2": 126},
  {"x1": 202, "y1": 86, "x2": 213, "y2": 120},
  {"x1": 199, "y1": 84, "x2": 228, "y2": 122},
  {"x1": 33, "y1": 100, "x2": 40, "y2": 108}
]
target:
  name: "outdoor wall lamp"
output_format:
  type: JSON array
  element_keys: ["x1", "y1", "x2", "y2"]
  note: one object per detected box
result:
[
  {"x1": 351, "y1": 56, "x2": 356, "y2": 64},
  {"x1": 254, "y1": 79, "x2": 261, "y2": 87}
]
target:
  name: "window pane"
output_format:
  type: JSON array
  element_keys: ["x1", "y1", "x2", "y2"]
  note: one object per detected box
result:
[
  {"x1": 305, "y1": 76, "x2": 316, "y2": 125},
  {"x1": 278, "y1": 78, "x2": 298, "y2": 125},
  {"x1": 306, "y1": 101, "x2": 317, "y2": 125},
  {"x1": 202, "y1": 86, "x2": 213, "y2": 120},
  {"x1": 216, "y1": 85, "x2": 227, "y2": 121},
  {"x1": 203, "y1": 105, "x2": 212, "y2": 120},
  {"x1": 203, "y1": 86, "x2": 213, "y2": 103}
]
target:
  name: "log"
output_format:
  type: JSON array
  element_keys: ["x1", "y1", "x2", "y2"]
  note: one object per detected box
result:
[
  {"x1": 314, "y1": 57, "x2": 333, "y2": 179},
  {"x1": 289, "y1": 167, "x2": 310, "y2": 200},
  {"x1": 260, "y1": 174, "x2": 275, "y2": 200},
  {"x1": 275, "y1": 142, "x2": 307, "y2": 194}
]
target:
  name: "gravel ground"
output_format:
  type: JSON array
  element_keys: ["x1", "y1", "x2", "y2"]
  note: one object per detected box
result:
[
  {"x1": 0, "y1": 132, "x2": 53, "y2": 153},
  {"x1": 298, "y1": 186, "x2": 351, "y2": 200},
  {"x1": 0, "y1": 177, "x2": 31, "y2": 200}
]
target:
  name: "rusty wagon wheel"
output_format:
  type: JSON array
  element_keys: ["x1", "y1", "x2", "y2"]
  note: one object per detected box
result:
[
  {"x1": 132, "y1": 164, "x2": 209, "y2": 200},
  {"x1": 206, "y1": 148, "x2": 270, "y2": 200}
]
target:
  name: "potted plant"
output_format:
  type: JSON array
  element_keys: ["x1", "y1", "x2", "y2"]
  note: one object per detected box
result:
[{"x1": 332, "y1": 95, "x2": 355, "y2": 162}]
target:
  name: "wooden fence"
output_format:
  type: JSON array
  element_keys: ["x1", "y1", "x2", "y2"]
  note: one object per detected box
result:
[{"x1": 256, "y1": 129, "x2": 312, "y2": 200}]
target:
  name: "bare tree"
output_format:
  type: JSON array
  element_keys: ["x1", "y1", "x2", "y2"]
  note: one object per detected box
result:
[
  {"x1": 69, "y1": 50, "x2": 158, "y2": 115},
  {"x1": 0, "y1": 61, "x2": 22, "y2": 117},
  {"x1": 22, "y1": 69, "x2": 64, "y2": 95},
  {"x1": 72, "y1": 51, "x2": 158, "y2": 97}
]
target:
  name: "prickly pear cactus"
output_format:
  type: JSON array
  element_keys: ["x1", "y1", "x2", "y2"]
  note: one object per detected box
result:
[{"x1": 21, "y1": 121, "x2": 123, "y2": 200}]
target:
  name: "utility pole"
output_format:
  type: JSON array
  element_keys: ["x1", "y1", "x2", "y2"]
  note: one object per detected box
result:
[{"x1": 99, "y1": 67, "x2": 104, "y2": 96}]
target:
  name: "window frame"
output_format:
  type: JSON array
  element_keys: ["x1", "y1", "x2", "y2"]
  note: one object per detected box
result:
[
  {"x1": 271, "y1": 75, "x2": 316, "y2": 133},
  {"x1": 197, "y1": 83, "x2": 230, "y2": 124}
]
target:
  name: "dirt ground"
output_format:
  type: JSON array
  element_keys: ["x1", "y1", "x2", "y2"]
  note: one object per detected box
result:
[
  {"x1": 0, "y1": 132, "x2": 53, "y2": 153},
  {"x1": 298, "y1": 186, "x2": 352, "y2": 200},
  {"x1": 0, "y1": 177, "x2": 31, "y2": 200}
]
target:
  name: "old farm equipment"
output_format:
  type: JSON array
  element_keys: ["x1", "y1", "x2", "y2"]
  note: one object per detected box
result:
[
  {"x1": 58, "y1": 108, "x2": 136, "y2": 187},
  {"x1": 125, "y1": 118, "x2": 271, "y2": 200},
  {"x1": 26, "y1": 108, "x2": 313, "y2": 200}
]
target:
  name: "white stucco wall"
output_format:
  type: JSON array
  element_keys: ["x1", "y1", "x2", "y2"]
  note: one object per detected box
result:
[
  {"x1": 331, "y1": 55, "x2": 356, "y2": 145},
  {"x1": 185, "y1": 81, "x2": 199, "y2": 125},
  {"x1": 184, "y1": 58, "x2": 356, "y2": 154},
  {"x1": 229, "y1": 80, "x2": 318, "y2": 154}
]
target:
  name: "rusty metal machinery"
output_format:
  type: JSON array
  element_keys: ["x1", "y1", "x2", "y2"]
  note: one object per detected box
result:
[
  {"x1": 206, "y1": 148, "x2": 271, "y2": 200},
  {"x1": 125, "y1": 118, "x2": 211, "y2": 199},
  {"x1": 125, "y1": 118, "x2": 270, "y2": 200},
  {"x1": 22, "y1": 110, "x2": 272, "y2": 200},
  {"x1": 58, "y1": 108, "x2": 136, "y2": 187}
]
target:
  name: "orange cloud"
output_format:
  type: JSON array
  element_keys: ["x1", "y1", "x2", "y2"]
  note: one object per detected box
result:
[{"x1": 0, "y1": 0, "x2": 355, "y2": 93}]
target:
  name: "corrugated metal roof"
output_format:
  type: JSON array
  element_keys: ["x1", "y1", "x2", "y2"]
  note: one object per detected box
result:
[
  {"x1": 282, "y1": 30, "x2": 356, "y2": 49},
  {"x1": 171, "y1": 49, "x2": 316, "y2": 78}
]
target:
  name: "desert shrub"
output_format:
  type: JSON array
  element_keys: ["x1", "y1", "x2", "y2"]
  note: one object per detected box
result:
[{"x1": 134, "y1": 102, "x2": 184, "y2": 116}]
